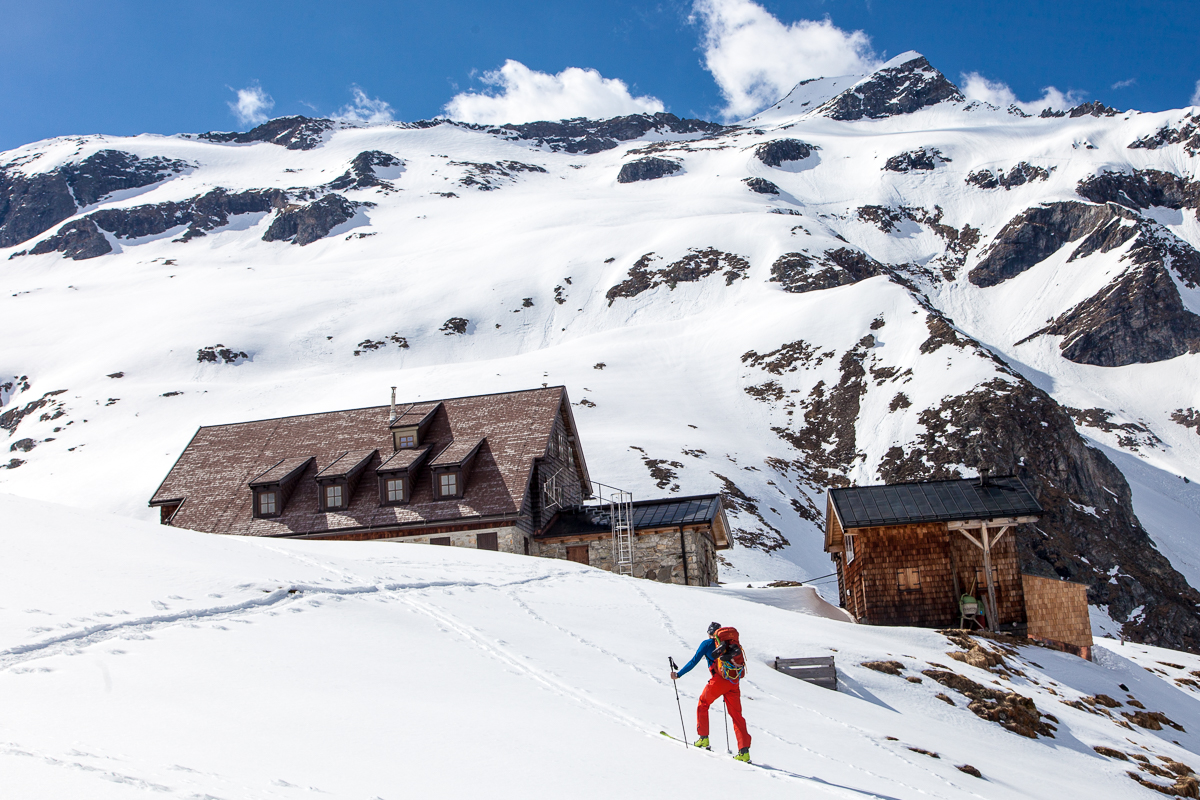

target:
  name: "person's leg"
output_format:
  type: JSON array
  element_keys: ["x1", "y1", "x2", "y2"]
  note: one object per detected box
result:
[
  {"x1": 724, "y1": 687, "x2": 751, "y2": 751},
  {"x1": 696, "y1": 677, "x2": 724, "y2": 738}
]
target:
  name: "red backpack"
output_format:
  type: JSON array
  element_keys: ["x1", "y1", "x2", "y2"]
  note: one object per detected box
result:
[{"x1": 713, "y1": 627, "x2": 746, "y2": 682}]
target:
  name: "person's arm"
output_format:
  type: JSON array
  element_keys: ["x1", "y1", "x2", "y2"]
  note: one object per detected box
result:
[{"x1": 673, "y1": 639, "x2": 714, "y2": 679}]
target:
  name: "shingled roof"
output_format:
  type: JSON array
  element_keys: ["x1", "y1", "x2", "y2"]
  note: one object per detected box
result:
[
  {"x1": 150, "y1": 386, "x2": 588, "y2": 537},
  {"x1": 829, "y1": 476, "x2": 1042, "y2": 530}
]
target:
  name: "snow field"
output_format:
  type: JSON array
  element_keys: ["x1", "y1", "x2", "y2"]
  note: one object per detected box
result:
[{"x1": 3, "y1": 493, "x2": 1199, "y2": 799}]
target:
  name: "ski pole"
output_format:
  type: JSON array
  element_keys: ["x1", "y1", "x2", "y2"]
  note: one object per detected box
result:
[
  {"x1": 723, "y1": 697, "x2": 731, "y2": 754},
  {"x1": 668, "y1": 657, "x2": 688, "y2": 746}
]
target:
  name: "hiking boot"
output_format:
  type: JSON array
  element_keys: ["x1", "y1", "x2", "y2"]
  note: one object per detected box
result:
[
  {"x1": 693, "y1": 736, "x2": 711, "y2": 750},
  {"x1": 734, "y1": 747, "x2": 751, "y2": 763}
]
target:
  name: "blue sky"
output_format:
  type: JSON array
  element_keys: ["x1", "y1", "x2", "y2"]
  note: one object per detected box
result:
[{"x1": 2, "y1": 0, "x2": 1198, "y2": 150}]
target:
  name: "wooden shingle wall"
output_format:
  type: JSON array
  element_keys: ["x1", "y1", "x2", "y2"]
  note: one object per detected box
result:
[
  {"x1": 948, "y1": 528, "x2": 1026, "y2": 626},
  {"x1": 1023, "y1": 574, "x2": 1093, "y2": 648}
]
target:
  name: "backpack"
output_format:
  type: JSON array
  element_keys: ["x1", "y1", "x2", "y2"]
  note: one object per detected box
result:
[{"x1": 713, "y1": 626, "x2": 746, "y2": 682}]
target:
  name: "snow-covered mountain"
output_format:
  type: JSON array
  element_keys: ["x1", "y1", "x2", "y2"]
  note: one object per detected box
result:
[
  {"x1": 3, "y1": 52, "x2": 1200, "y2": 650},
  {"x1": 4, "y1": 492, "x2": 1199, "y2": 799}
]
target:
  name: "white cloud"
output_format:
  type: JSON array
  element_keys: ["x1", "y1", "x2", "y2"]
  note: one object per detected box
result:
[
  {"x1": 335, "y1": 86, "x2": 395, "y2": 124},
  {"x1": 960, "y1": 72, "x2": 1083, "y2": 114},
  {"x1": 443, "y1": 60, "x2": 664, "y2": 124},
  {"x1": 228, "y1": 84, "x2": 274, "y2": 128},
  {"x1": 1191, "y1": 80, "x2": 1200, "y2": 107},
  {"x1": 691, "y1": 0, "x2": 878, "y2": 121},
  {"x1": 1111, "y1": 77, "x2": 1136, "y2": 90}
]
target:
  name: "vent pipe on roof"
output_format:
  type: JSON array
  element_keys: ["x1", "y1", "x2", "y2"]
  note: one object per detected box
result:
[
  {"x1": 389, "y1": 387, "x2": 397, "y2": 424},
  {"x1": 978, "y1": 467, "x2": 990, "y2": 487}
]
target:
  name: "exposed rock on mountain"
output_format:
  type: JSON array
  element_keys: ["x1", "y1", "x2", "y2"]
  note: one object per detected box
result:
[
  {"x1": 17, "y1": 218, "x2": 111, "y2": 260},
  {"x1": 607, "y1": 248, "x2": 750, "y2": 303},
  {"x1": 877, "y1": 376, "x2": 1200, "y2": 652},
  {"x1": 754, "y1": 139, "x2": 816, "y2": 167},
  {"x1": 818, "y1": 54, "x2": 964, "y2": 121},
  {"x1": 495, "y1": 113, "x2": 725, "y2": 154},
  {"x1": 1129, "y1": 113, "x2": 1200, "y2": 156},
  {"x1": 617, "y1": 157, "x2": 682, "y2": 184},
  {"x1": 884, "y1": 147, "x2": 951, "y2": 172},
  {"x1": 970, "y1": 202, "x2": 1125, "y2": 287},
  {"x1": 452, "y1": 160, "x2": 547, "y2": 191},
  {"x1": 1076, "y1": 169, "x2": 1200, "y2": 214},
  {"x1": 0, "y1": 150, "x2": 188, "y2": 248},
  {"x1": 769, "y1": 248, "x2": 888, "y2": 293},
  {"x1": 328, "y1": 151, "x2": 402, "y2": 191},
  {"x1": 199, "y1": 116, "x2": 335, "y2": 151},
  {"x1": 262, "y1": 193, "x2": 359, "y2": 246},
  {"x1": 966, "y1": 163, "x2": 1053, "y2": 190},
  {"x1": 1068, "y1": 102, "x2": 1119, "y2": 118},
  {"x1": 196, "y1": 346, "x2": 249, "y2": 365},
  {"x1": 743, "y1": 177, "x2": 779, "y2": 194}
]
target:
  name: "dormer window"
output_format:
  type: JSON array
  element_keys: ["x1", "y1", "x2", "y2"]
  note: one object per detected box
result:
[
  {"x1": 439, "y1": 472, "x2": 459, "y2": 497},
  {"x1": 325, "y1": 485, "x2": 344, "y2": 509},
  {"x1": 259, "y1": 491, "x2": 278, "y2": 515},
  {"x1": 397, "y1": 432, "x2": 416, "y2": 449},
  {"x1": 377, "y1": 444, "x2": 433, "y2": 506},
  {"x1": 385, "y1": 478, "x2": 405, "y2": 503},
  {"x1": 429, "y1": 437, "x2": 484, "y2": 501},
  {"x1": 249, "y1": 456, "x2": 315, "y2": 520}
]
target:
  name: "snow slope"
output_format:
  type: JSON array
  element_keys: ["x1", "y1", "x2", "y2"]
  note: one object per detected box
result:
[{"x1": 3, "y1": 492, "x2": 1199, "y2": 799}]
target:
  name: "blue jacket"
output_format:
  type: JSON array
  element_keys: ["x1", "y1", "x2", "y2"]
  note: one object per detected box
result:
[{"x1": 675, "y1": 638, "x2": 716, "y2": 678}]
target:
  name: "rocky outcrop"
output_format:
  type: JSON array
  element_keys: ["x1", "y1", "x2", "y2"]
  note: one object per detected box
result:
[
  {"x1": 199, "y1": 116, "x2": 334, "y2": 150},
  {"x1": 262, "y1": 194, "x2": 360, "y2": 246},
  {"x1": 1076, "y1": 169, "x2": 1200, "y2": 213},
  {"x1": 769, "y1": 248, "x2": 888, "y2": 293},
  {"x1": 328, "y1": 151, "x2": 402, "y2": 191},
  {"x1": 969, "y1": 202, "x2": 1127, "y2": 287},
  {"x1": 876, "y1": 376, "x2": 1200, "y2": 652},
  {"x1": 1023, "y1": 225, "x2": 1200, "y2": 366},
  {"x1": 19, "y1": 218, "x2": 111, "y2": 260},
  {"x1": 495, "y1": 113, "x2": 725, "y2": 154},
  {"x1": 1068, "y1": 101, "x2": 1119, "y2": 118},
  {"x1": 884, "y1": 147, "x2": 951, "y2": 172},
  {"x1": 452, "y1": 160, "x2": 547, "y2": 191},
  {"x1": 966, "y1": 163, "x2": 1053, "y2": 190},
  {"x1": 754, "y1": 139, "x2": 816, "y2": 167},
  {"x1": 607, "y1": 248, "x2": 750, "y2": 303},
  {"x1": 1129, "y1": 113, "x2": 1200, "y2": 157},
  {"x1": 743, "y1": 177, "x2": 779, "y2": 194},
  {"x1": 617, "y1": 158, "x2": 682, "y2": 184},
  {"x1": 0, "y1": 150, "x2": 188, "y2": 248},
  {"x1": 819, "y1": 54, "x2": 964, "y2": 121},
  {"x1": 196, "y1": 345, "x2": 249, "y2": 364}
]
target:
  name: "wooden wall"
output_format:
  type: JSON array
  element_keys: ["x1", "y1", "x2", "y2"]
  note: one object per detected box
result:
[
  {"x1": 1023, "y1": 574, "x2": 1093, "y2": 648},
  {"x1": 841, "y1": 522, "x2": 1026, "y2": 630}
]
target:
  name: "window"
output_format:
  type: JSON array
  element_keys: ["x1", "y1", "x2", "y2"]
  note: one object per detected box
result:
[
  {"x1": 397, "y1": 434, "x2": 416, "y2": 449},
  {"x1": 439, "y1": 472, "x2": 458, "y2": 497},
  {"x1": 259, "y1": 491, "x2": 277, "y2": 515},
  {"x1": 430, "y1": 537, "x2": 451, "y2": 546},
  {"x1": 325, "y1": 485, "x2": 343, "y2": 509},
  {"x1": 844, "y1": 534, "x2": 856, "y2": 563},
  {"x1": 476, "y1": 532, "x2": 498, "y2": 551},
  {"x1": 897, "y1": 567, "x2": 921, "y2": 592},
  {"x1": 386, "y1": 478, "x2": 404, "y2": 503}
]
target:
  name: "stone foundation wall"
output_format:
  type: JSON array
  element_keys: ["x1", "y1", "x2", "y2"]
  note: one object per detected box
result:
[
  {"x1": 385, "y1": 526, "x2": 520, "y2": 550},
  {"x1": 535, "y1": 526, "x2": 718, "y2": 586}
]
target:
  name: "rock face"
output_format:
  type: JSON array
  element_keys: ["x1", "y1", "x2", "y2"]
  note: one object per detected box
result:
[
  {"x1": 884, "y1": 147, "x2": 951, "y2": 173},
  {"x1": 969, "y1": 202, "x2": 1123, "y2": 287},
  {"x1": 754, "y1": 139, "x2": 816, "y2": 167},
  {"x1": 617, "y1": 158, "x2": 682, "y2": 184},
  {"x1": 1068, "y1": 101, "x2": 1119, "y2": 118},
  {"x1": 496, "y1": 113, "x2": 725, "y2": 154},
  {"x1": 21, "y1": 218, "x2": 111, "y2": 260},
  {"x1": 328, "y1": 151, "x2": 402, "y2": 191},
  {"x1": 966, "y1": 163, "x2": 1053, "y2": 190},
  {"x1": 769, "y1": 248, "x2": 888, "y2": 293},
  {"x1": 743, "y1": 177, "x2": 779, "y2": 194},
  {"x1": 606, "y1": 248, "x2": 750, "y2": 303},
  {"x1": 1129, "y1": 113, "x2": 1200, "y2": 157},
  {"x1": 819, "y1": 54, "x2": 964, "y2": 121},
  {"x1": 263, "y1": 194, "x2": 359, "y2": 246},
  {"x1": 877, "y1": 375, "x2": 1200, "y2": 652},
  {"x1": 199, "y1": 116, "x2": 334, "y2": 150},
  {"x1": 0, "y1": 150, "x2": 188, "y2": 248},
  {"x1": 1076, "y1": 169, "x2": 1200, "y2": 213}
]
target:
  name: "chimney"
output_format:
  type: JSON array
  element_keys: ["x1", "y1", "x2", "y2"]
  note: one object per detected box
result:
[
  {"x1": 978, "y1": 467, "x2": 991, "y2": 487},
  {"x1": 389, "y1": 387, "x2": 397, "y2": 424}
]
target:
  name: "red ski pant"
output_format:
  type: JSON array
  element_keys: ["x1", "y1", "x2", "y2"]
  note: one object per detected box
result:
[{"x1": 696, "y1": 674, "x2": 751, "y2": 750}]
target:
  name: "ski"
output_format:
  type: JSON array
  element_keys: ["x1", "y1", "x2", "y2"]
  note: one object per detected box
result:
[{"x1": 659, "y1": 731, "x2": 752, "y2": 764}]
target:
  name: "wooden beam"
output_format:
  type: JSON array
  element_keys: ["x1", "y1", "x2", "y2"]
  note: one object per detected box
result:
[{"x1": 946, "y1": 516, "x2": 1037, "y2": 530}]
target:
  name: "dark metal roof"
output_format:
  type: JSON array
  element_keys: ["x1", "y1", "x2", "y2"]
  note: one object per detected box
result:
[
  {"x1": 632, "y1": 495, "x2": 722, "y2": 528},
  {"x1": 830, "y1": 476, "x2": 1041, "y2": 529}
]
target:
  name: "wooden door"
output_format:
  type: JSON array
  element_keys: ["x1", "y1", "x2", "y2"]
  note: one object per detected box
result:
[
  {"x1": 476, "y1": 532, "x2": 498, "y2": 551},
  {"x1": 430, "y1": 537, "x2": 451, "y2": 546},
  {"x1": 566, "y1": 544, "x2": 589, "y2": 565}
]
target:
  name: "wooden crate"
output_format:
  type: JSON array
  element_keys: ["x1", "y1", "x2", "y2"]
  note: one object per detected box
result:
[{"x1": 774, "y1": 656, "x2": 837, "y2": 691}]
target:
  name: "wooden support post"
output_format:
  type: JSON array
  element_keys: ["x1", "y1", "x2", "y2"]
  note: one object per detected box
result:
[
  {"x1": 980, "y1": 524, "x2": 999, "y2": 632},
  {"x1": 947, "y1": 529, "x2": 963, "y2": 623}
]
